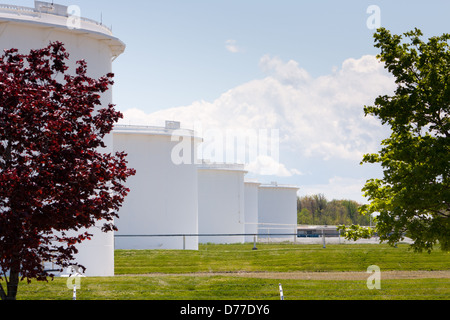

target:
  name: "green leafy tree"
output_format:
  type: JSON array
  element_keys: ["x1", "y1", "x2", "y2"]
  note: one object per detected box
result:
[
  {"x1": 340, "y1": 28, "x2": 450, "y2": 252},
  {"x1": 297, "y1": 195, "x2": 367, "y2": 226},
  {"x1": 297, "y1": 194, "x2": 327, "y2": 224},
  {"x1": 324, "y1": 200, "x2": 352, "y2": 226},
  {"x1": 297, "y1": 208, "x2": 313, "y2": 225}
]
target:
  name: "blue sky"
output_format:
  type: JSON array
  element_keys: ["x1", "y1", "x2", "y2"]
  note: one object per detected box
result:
[{"x1": 10, "y1": 1, "x2": 450, "y2": 203}]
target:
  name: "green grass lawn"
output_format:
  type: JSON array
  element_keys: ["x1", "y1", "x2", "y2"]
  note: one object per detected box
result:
[
  {"x1": 115, "y1": 243, "x2": 450, "y2": 274},
  {"x1": 17, "y1": 276, "x2": 450, "y2": 300},
  {"x1": 14, "y1": 243, "x2": 450, "y2": 300}
]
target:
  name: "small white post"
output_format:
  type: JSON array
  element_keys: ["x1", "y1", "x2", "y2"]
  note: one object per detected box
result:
[
  {"x1": 73, "y1": 284, "x2": 77, "y2": 301},
  {"x1": 322, "y1": 229, "x2": 326, "y2": 248},
  {"x1": 279, "y1": 283, "x2": 284, "y2": 300},
  {"x1": 252, "y1": 235, "x2": 258, "y2": 250},
  {"x1": 294, "y1": 227, "x2": 297, "y2": 244}
]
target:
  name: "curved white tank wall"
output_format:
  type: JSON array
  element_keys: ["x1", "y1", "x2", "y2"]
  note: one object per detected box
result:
[
  {"x1": 244, "y1": 180, "x2": 260, "y2": 243},
  {"x1": 0, "y1": 2, "x2": 125, "y2": 276},
  {"x1": 113, "y1": 123, "x2": 200, "y2": 250},
  {"x1": 258, "y1": 183, "x2": 299, "y2": 240},
  {"x1": 198, "y1": 164, "x2": 246, "y2": 244}
]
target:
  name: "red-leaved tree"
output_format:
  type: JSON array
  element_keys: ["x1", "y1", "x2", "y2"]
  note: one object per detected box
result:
[{"x1": 0, "y1": 42, "x2": 135, "y2": 300}]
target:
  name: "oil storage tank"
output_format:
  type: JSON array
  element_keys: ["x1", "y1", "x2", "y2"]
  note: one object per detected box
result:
[
  {"x1": 244, "y1": 180, "x2": 260, "y2": 243},
  {"x1": 258, "y1": 182, "x2": 299, "y2": 241},
  {"x1": 197, "y1": 163, "x2": 246, "y2": 244},
  {"x1": 113, "y1": 122, "x2": 201, "y2": 250},
  {"x1": 0, "y1": 1, "x2": 125, "y2": 276}
]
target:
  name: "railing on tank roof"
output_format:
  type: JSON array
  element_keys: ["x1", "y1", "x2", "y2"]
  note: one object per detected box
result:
[
  {"x1": 0, "y1": 4, "x2": 39, "y2": 16},
  {"x1": 113, "y1": 124, "x2": 197, "y2": 137},
  {"x1": 198, "y1": 161, "x2": 246, "y2": 171},
  {"x1": 0, "y1": 3, "x2": 112, "y2": 34}
]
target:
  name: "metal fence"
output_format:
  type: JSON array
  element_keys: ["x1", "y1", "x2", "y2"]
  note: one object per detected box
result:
[{"x1": 114, "y1": 224, "x2": 383, "y2": 250}]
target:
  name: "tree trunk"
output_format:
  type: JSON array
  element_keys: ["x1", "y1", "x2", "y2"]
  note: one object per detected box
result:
[
  {"x1": 0, "y1": 282, "x2": 6, "y2": 300},
  {"x1": 0, "y1": 267, "x2": 20, "y2": 300}
]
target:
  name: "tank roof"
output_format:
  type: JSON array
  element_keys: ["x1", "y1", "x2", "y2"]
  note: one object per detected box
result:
[
  {"x1": 0, "y1": 1, "x2": 125, "y2": 58},
  {"x1": 197, "y1": 161, "x2": 247, "y2": 172},
  {"x1": 244, "y1": 179, "x2": 261, "y2": 185},
  {"x1": 259, "y1": 181, "x2": 300, "y2": 190},
  {"x1": 113, "y1": 123, "x2": 201, "y2": 140}
]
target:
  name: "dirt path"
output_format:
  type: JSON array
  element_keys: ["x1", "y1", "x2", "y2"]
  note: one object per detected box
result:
[
  {"x1": 119, "y1": 270, "x2": 450, "y2": 280},
  {"x1": 226, "y1": 270, "x2": 450, "y2": 280}
]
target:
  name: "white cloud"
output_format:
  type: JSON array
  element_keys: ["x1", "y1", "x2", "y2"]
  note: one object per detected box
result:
[
  {"x1": 118, "y1": 54, "x2": 395, "y2": 180},
  {"x1": 259, "y1": 54, "x2": 311, "y2": 85},
  {"x1": 246, "y1": 155, "x2": 303, "y2": 177},
  {"x1": 225, "y1": 39, "x2": 241, "y2": 53}
]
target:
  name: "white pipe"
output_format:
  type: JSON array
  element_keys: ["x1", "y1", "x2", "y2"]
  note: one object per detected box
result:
[
  {"x1": 279, "y1": 283, "x2": 284, "y2": 300},
  {"x1": 73, "y1": 284, "x2": 77, "y2": 301}
]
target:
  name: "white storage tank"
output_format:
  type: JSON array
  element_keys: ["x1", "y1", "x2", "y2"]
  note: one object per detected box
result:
[
  {"x1": 113, "y1": 122, "x2": 201, "y2": 250},
  {"x1": 258, "y1": 182, "x2": 299, "y2": 240},
  {"x1": 0, "y1": 1, "x2": 125, "y2": 276},
  {"x1": 244, "y1": 180, "x2": 260, "y2": 243},
  {"x1": 197, "y1": 163, "x2": 246, "y2": 244}
]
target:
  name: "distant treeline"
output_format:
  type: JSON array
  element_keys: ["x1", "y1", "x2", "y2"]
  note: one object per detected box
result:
[{"x1": 297, "y1": 194, "x2": 371, "y2": 226}]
